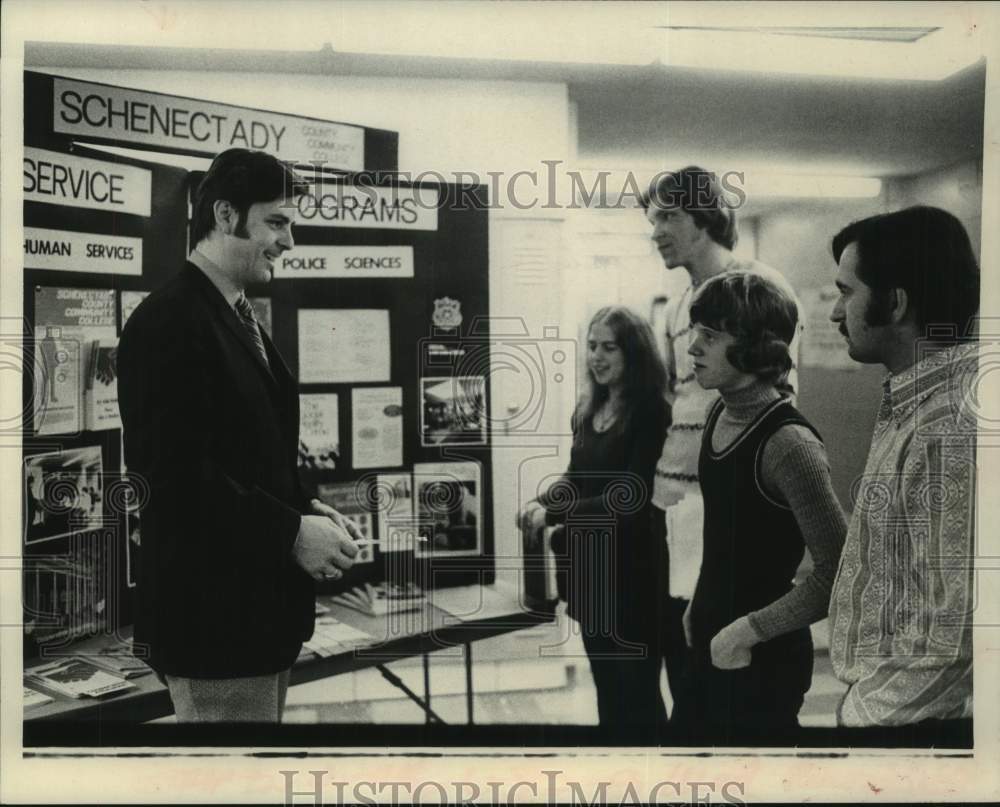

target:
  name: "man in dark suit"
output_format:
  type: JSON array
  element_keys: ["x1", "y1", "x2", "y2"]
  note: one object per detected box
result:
[{"x1": 118, "y1": 148, "x2": 361, "y2": 722}]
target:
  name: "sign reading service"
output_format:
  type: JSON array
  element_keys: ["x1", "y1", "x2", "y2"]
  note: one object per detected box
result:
[
  {"x1": 24, "y1": 227, "x2": 143, "y2": 275},
  {"x1": 275, "y1": 246, "x2": 414, "y2": 279},
  {"x1": 24, "y1": 147, "x2": 152, "y2": 217},
  {"x1": 52, "y1": 77, "x2": 365, "y2": 171}
]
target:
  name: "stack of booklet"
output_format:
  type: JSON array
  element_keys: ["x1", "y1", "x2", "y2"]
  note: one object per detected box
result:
[
  {"x1": 23, "y1": 687, "x2": 54, "y2": 709},
  {"x1": 303, "y1": 617, "x2": 374, "y2": 658},
  {"x1": 90, "y1": 640, "x2": 154, "y2": 678},
  {"x1": 331, "y1": 581, "x2": 427, "y2": 618},
  {"x1": 25, "y1": 658, "x2": 137, "y2": 700}
]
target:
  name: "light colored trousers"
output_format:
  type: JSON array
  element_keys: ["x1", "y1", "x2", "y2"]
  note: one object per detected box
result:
[{"x1": 165, "y1": 669, "x2": 291, "y2": 722}]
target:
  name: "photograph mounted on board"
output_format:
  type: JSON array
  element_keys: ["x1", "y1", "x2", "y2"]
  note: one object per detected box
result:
[
  {"x1": 420, "y1": 376, "x2": 486, "y2": 446},
  {"x1": 414, "y1": 461, "x2": 482, "y2": 557},
  {"x1": 23, "y1": 445, "x2": 104, "y2": 545}
]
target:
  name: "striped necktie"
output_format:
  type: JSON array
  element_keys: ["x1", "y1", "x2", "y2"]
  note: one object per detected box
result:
[{"x1": 234, "y1": 294, "x2": 270, "y2": 367}]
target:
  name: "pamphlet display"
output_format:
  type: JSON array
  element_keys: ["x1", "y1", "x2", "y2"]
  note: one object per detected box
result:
[
  {"x1": 297, "y1": 309, "x2": 391, "y2": 383},
  {"x1": 299, "y1": 393, "x2": 340, "y2": 471},
  {"x1": 351, "y1": 387, "x2": 404, "y2": 469},
  {"x1": 84, "y1": 338, "x2": 120, "y2": 431},
  {"x1": 32, "y1": 287, "x2": 117, "y2": 435}
]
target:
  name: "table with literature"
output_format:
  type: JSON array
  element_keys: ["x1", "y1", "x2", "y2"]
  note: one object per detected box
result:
[{"x1": 23, "y1": 580, "x2": 555, "y2": 726}]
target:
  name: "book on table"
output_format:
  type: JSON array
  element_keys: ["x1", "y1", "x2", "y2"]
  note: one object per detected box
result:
[
  {"x1": 25, "y1": 658, "x2": 136, "y2": 699},
  {"x1": 87, "y1": 639, "x2": 154, "y2": 678},
  {"x1": 303, "y1": 616, "x2": 374, "y2": 657},
  {"x1": 331, "y1": 581, "x2": 427, "y2": 618},
  {"x1": 23, "y1": 686, "x2": 54, "y2": 708}
]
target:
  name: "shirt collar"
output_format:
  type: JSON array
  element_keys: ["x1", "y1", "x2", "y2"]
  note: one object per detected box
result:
[
  {"x1": 189, "y1": 249, "x2": 243, "y2": 307},
  {"x1": 882, "y1": 342, "x2": 976, "y2": 423}
]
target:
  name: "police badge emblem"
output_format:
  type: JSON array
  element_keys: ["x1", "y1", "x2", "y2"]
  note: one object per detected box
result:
[{"x1": 432, "y1": 297, "x2": 463, "y2": 330}]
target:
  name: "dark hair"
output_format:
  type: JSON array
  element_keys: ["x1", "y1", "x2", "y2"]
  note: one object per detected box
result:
[
  {"x1": 831, "y1": 206, "x2": 980, "y2": 336},
  {"x1": 191, "y1": 148, "x2": 309, "y2": 246},
  {"x1": 689, "y1": 272, "x2": 798, "y2": 385},
  {"x1": 640, "y1": 165, "x2": 738, "y2": 250},
  {"x1": 576, "y1": 305, "x2": 668, "y2": 429}
]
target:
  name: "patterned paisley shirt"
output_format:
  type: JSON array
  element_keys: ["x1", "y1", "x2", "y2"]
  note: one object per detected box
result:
[{"x1": 828, "y1": 341, "x2": 977, "y2": 726}]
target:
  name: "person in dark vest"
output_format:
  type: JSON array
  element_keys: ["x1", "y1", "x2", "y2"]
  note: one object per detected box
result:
[
  {"x1": 669, "y1": 272, "x2": 847, "y2": 745},
  {"x1": 640, "y1": 167, "x2": 802, "y2": 720}
]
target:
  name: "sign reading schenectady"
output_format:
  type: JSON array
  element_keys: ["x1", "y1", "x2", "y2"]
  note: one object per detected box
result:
[{"x1": 51, "y1": 77, "x2": 365, "y2": 171}]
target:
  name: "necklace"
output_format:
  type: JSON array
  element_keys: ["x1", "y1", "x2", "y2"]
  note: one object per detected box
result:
[{"x1": 592, "y1": 401, "x2": 620, "y2": 432}]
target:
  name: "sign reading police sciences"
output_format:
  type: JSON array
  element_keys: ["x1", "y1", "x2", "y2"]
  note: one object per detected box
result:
[{"x1": 275, "y1": 246, "x2": 414, "y2": 279}]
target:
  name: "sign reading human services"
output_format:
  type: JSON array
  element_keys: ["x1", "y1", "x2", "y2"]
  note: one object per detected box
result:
[
  {"x1": 52, "y1": 77, "x2": 365, "y2": 171},
  {"x1": 24, "y1": 227, "x2": 143, "y2": 275},
  {"x1": 275, "y1": 246, "x2": 414, "y2": 279},
  {"x1": 296, "y1": 185, "x2": 439, "y2": 231},
  {"x1": 24, "y1": 147, "x2": 151, "y2": 216}
]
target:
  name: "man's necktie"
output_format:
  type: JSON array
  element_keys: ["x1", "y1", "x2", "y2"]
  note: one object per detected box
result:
[{"x1": 234, "y1": 294, "x2": 270, "y2": 367}]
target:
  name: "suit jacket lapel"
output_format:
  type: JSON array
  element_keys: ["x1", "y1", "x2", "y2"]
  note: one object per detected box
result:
[
  {"x1": 219, "y1": 305, "x2": 277, "y2": 384},
  {"x1": 260, "y1": 327, "x2": 300, "y2": 441},
  {"x1": 184, "y1": 263, "x2": 277, "y2": 386},
  {"x1": 260, "y1": 326, "x2": 294, "y2": 391}
]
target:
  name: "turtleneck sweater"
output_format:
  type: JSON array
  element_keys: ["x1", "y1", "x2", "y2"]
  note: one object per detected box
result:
[{"x1": 712, "y1": 381, "x2": 848, "y2": 641}]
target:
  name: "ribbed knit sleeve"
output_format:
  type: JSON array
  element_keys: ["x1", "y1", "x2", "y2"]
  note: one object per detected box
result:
[{"x1": 746, "y1": 424, "x2": 848, "y2": 640}]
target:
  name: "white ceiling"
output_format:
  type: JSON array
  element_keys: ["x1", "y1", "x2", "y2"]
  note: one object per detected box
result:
[
  {"x1": 18, "y1": 1, "x2": 992, "y2": 185},
  {"x1": 571, "y1": 61, "x2": 985, "y2": 177},
  {"x1": 25, "y1": 38, "x2": 986, "y2": 183}
]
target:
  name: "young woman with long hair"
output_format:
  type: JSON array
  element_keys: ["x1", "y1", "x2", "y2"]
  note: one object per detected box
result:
[{"x1": 519, "y1": 305, "x2": 670, "y2": 739}]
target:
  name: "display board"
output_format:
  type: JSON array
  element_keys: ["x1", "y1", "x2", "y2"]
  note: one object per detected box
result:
[
  {"x1": 192, "y1": 171, "x2": 495, "y2": 594},
  {"x1": 22, "y1": 73, "x2": 500, "y2": 665},
  {"x1": 22, "y1": 142, "x2": 189, "y2": 656}
]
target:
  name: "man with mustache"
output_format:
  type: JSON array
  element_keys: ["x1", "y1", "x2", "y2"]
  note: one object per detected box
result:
[
  {"x1": 641, "y1": 166, "x2": 802, "y2": 715},
  {"x1": 118, "y1": 149, "x2": 362, "y2": 722},
  {"x1": 827, "y1": 206, "x2": 979, "y2": 744}
]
